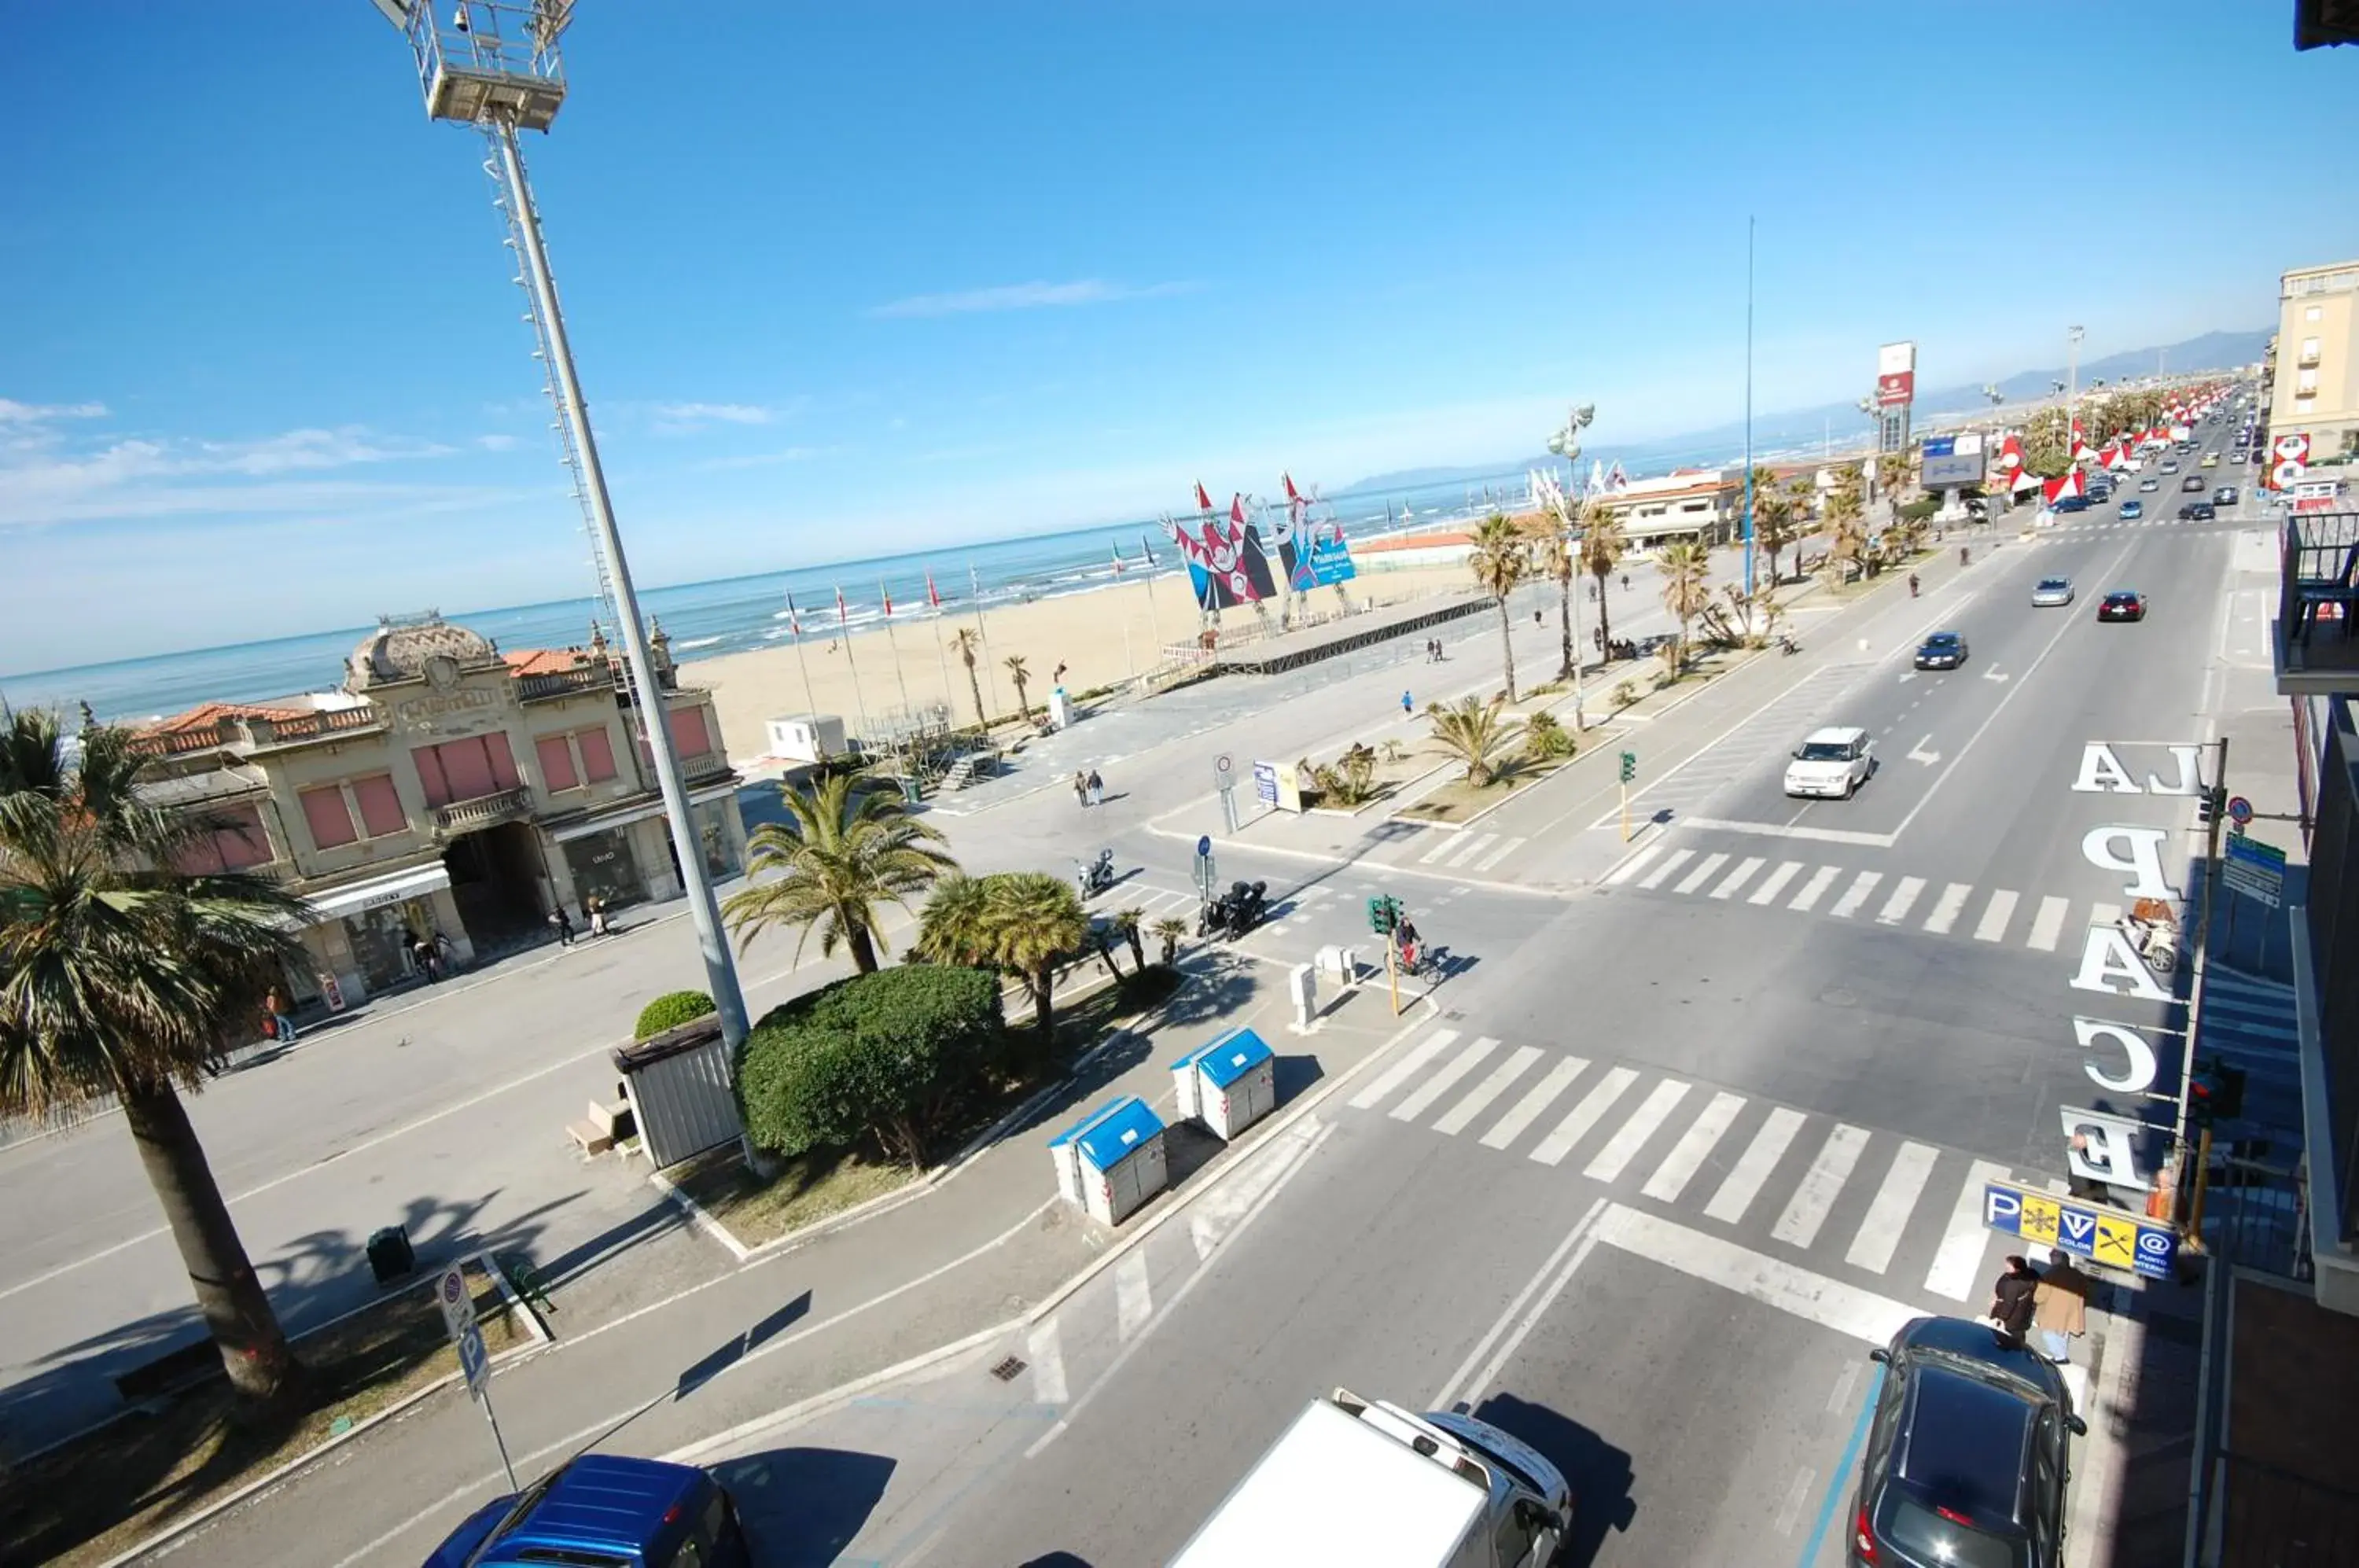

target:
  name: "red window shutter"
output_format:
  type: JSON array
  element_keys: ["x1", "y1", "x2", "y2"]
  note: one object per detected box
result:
[
  {"x1": 484, "y1": 731, "x2": 521, "y2": 791},
  {"x1": 352, "y1": 774, "x2": 406, "y2": 837},
  {"x1": 212, "y1": 804, "x2": 271, "y2": 869},
  {"x1": 410, "y1": 745, "x2": 452, "y2": 808},
  {"x1": 300, "y1": 785, "x2": 357, "y2": 849},
  {"x1": 667, "y1": 705, "x2": 712, "y2": 758},
  {"x1": 535, "y1": 734, "x2": 578, "y2": 792},
  {"x1": 438, "y1": 738, "x2": 497, "y2": 802},
  {"x1": 576, "y1": 726, "x2": 618, "y2": 783}
]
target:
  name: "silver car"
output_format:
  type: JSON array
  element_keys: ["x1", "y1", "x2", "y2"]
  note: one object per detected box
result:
[{"x1": 2032, "y1": 576, "x2": 2075, "y2": 607}]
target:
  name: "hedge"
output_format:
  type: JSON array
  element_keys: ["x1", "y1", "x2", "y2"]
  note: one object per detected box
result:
[
  {"x1": 634, "y1": 989, "x2": 717, "y2": 1041},
  {"x1": 736, "y1": 965, "x2": 1003, "y2": 1168}
]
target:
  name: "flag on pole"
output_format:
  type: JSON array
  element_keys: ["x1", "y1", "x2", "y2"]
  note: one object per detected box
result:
[
  {"x1": 1229, "y1": 491, "x2": 1248, "y2": 527},
  {"x1": 1194, "y1": 480, "x2": 1213, "y2": 512},
  {"x1": 1110, "y1": 543, "x2": 1125, "y2": 576},
  {"x1": 926, "y1": 572, "x2": 943, "y2": 609},
  {"x1": 1283, "y1": 472, "x2": 1300, "y2": 502},
  {"x1": 1139, "y1": 533, "x2": 1157, "y2": 569},
  {"x1": 879, "y1": 581, "x2": 893, "y2": 617},
  {"x1": 784, "y1": 592, "x2": 801, "y2": 636},
  {"x1": 835, "y1": 586, "x2": 849, "y2": 625}
]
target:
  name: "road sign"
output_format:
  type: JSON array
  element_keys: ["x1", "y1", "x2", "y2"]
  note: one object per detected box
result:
[
  {"x1": 1212, "y1": 753, "x2": 1234, "y2": 787},
  {"x1": 2226, "y1": 794, "x2": 2254, "y2": 826},
  {"x1": 456, "y1": 1320, "x2": 491, "y2": 1400},
  {"x1": 435, "y1": 1264, "x2": 476, "y2": 1342},
  {"x1": 2222, "y1": 834, "x2": 2286, "y2": 908},
  {"x1": 1195, "y1": 834, "x2": 1213, "y2": 859},
  {"x1": 1982, "y1": 1180, "x2": 2177, "y2": 1279}
]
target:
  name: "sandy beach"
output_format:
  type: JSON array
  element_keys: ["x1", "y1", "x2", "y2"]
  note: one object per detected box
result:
[{"x1": 690, "y1": 563, "x2": 1481, "y2": 760}]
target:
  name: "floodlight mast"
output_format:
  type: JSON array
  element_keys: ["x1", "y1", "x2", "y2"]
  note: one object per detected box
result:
[{"x1": 371, "y1": 0, "x2": 751, "y2": 1055}]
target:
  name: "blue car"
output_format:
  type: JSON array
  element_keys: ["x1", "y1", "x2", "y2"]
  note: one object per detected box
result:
[
  {"x1": 425, "y1": 1454, "x2": 752, "y2": 1567},
  {"x1": 2120, "y1": 499, "x2": 2144, "y2": 520}
]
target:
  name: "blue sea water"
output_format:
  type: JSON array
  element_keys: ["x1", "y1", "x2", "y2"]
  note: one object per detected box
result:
[{"x1": 3, "y1": 469, "x2": 1567, "y2": 723}]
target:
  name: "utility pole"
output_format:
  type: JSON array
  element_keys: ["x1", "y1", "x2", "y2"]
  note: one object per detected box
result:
[
  {"x1": 2172, "y1": 734, "x2": 2232, "y2": 1235},
  {"x1": 1743, "y1": 216, "x2": 1757, "y2": 598},
  {"x1": 2066, "y1": 326, "x2": 2086, "y2": 459}
]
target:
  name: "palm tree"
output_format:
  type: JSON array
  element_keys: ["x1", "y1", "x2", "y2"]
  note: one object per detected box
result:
[
  {"x1": 915, "y1": 873, "x2": 992, "y2": 966},
  {"x1": 1003, "y1": 654, "x2": 1032, "y2": 723},
  {"x1": 1878, "y1": 449, "x2": 1914, "y2": 525},
  {"x1": 1150, "y1": 915, "x2": 1187, "y2": 966},
  {"x1": 1466, "y1": 513, "x2": 1530, "y2": 701},
  {"x1": 1523, "y1": 514, "x2": 1577, "y2": 683},
  {"x1": 0, "y1": 711, "x2": 312, "y2": 1410},
  {"x1": 1576, "y1": 499, "x2": 1627, "y2": 659},
  {"x1": 967, "y1": 872, "x2": 1087, "y2": 1040},
  {"x1": 1753, "y1": 480, "x2": 1798, "y2": 587},
  {"x1": 1111, "y1": 907, "x2": 1146, "y2": 973},
  {"x1": 950, "y1": 627, "x2": 989, "y2": 731},
  {"x1": 1656, "y1": 539, "x2": 1713, "y2": 670},
  {"x1": 1424, "y1": 694, "x2": 1525, "y2": 786},
  {"x1": 723, "y1": 772, "x2": 959, "y2": 973},
  {"x1": 1824, "y1": 482, "x2": 1869, "y2": 579}
]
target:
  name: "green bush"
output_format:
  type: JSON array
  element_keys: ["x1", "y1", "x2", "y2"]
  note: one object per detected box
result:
[
  {"x1": 635, "y1": 989, "x2": 717, "y2": 1040},
  {"x1": 737, "y1": 965, "x2": 1003, "y2": 1167}
]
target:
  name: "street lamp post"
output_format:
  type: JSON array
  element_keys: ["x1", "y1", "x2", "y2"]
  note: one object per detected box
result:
[
  {"x1": 2066, "y1": 324, "x2": 2086, "y2": 461},
  {"x1": 367, "y1": 2, "x2": 752, "y2": 1055},
  {"x1": 1543, "y1": 405, "x2": 1595, "y2": 731}
]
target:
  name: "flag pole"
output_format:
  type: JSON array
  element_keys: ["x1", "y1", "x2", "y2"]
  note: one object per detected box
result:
[
  {"x1": 1139, "y1": 536, "x2": 1166, "y2": 665},
  {"x1": 836, "y1": 588, "x2": 874, "y2": 758},
  {"x1": 927, "y1": 576, "x2": 956, "y2": 723},
  {"x1": 880, "y1": 580, "x2": 916, "y2": 716},
  {"x1": 969, "y1": 565, "x2": 1002, "y2": 720},
  {"x1": 785, "y1": 594, "x2": 824, "y2": 759}
]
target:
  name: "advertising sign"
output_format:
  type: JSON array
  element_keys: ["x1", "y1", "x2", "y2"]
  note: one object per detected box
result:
[
  {"x1": 1921, "y1": 429, "x2": 1986, "y2": 489},
  {"x1": 1983, "y1": 1180, "x2": 2178, "y2": 1279},
  {"x1": 2223, "y1": 834, "x2": 2286, "y2": 907},
  {"x1": 1876, "y1": 371, "x2": 1916, "y2": 407},
  {"x1": 1878, "y1": 340, "x2": 1917, "y2": 377},
  {"x1": 2269, "y1": 432, "x2": 2312, "y2": 491}
]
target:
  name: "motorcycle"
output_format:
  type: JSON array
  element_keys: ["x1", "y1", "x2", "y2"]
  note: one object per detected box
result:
[
  {"x1": 1777, "y1": 635, "x2": 1801, "y2": 657},
  {"x1": 1074, "y1": 848, "x2": 1115, "y2": 900},
  {"x1": 1908, "y1": 574, "x2": 1920, "y2": 598},
  {"x1": 1197, "y1": 879, "x2": 1269, "y2": 939}
]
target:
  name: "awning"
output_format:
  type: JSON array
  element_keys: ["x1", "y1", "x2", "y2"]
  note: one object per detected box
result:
[
  {"x1": 300, "y1": 863, "x2": 452, "y2": 923},
  {"x1": 547, "y1": 780, "x2": 742, "y2": 845}
]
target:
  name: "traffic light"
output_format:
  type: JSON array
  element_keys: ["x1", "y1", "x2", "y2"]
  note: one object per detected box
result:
[
  {"x1": 2188, "y1": 1058, "x2": 2247, "y2": 1127},
  {"x1": 1619, "y1": 750, "x2": 1638, "y2": 784},
  {"x1": 1367, "y1": 896, "x2": 1403, "y2": 935},
  {"x1": 2198, "y1": 786, "x2": 2225, "y2": 826}
]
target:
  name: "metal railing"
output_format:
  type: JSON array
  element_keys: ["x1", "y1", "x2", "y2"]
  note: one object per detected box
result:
[
  {"x1": 683, "y1": 751, "x2": 732, "y2": 782},
  {"x1": 2276, "y1": 510, "x2": 2359, "y2": 672},
  {"x1": 515, "y1": 664, "x2": 617, "y2": 702},
  {"x1": 433, "y1": 786, "x2": 532, "y2": 833}
]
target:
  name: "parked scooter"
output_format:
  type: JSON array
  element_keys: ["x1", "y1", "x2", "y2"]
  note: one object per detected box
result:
[
  {"x1": 1197, "y1": 879, "x2": 1269, "y2": 939},
  {"x1": 1074, "y1": 848, "x2": 1115, "y2": 900}
]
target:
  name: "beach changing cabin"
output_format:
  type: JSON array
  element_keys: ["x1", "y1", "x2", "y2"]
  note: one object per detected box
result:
[
  {"x1": 1170, "y1": 1026, "x2": 1279, "y2": 1142},
  {"x1": 1049, "y1": 1095, "x2": 1168, "y2": 1225}
]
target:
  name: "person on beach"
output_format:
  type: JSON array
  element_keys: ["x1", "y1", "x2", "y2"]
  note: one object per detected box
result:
[
  {"x1": 2032, "y1": 1249, "x2": 2091, "y2": 1364},
  {"x1": 263, "y1": 986, "x2": 296, "y2": 1044},
  {"x1": 1087, "y1": 768, "x2": 1104, "y2": 808}
]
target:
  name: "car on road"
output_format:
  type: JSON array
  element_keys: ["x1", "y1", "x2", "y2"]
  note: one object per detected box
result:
[
  {"x1": 1914, "y1": 631, "x2": 1968, "y2": 670},
  {"x1": 2098, "y1": 590, "x2": 2148, "y2": 622},
  {"x1": 2202, "y1": 452, "x2": 2220, "y2": 467},
  {"x1": 2031, "y1": 576, "x2": 2074, "y2": 607},
  {"x1": 2177, "y1": 502, "x2": 2217, "y2": 521},
  {"x1": 2052, "y1": 495, "x2": 2089, "y2": 513},
  {"x1": 2160, "y1": 460, "x2": 2180, "y2": 473},
  {"x1": 2181, "y1": 475, "x2": 2206, "y2": 492},
  {"x1": 2119, "y1": 499, "x2": 2144, "y2": 520},
  {"x1": 1785, "y1": 725, "x2": 1875, "y2": 799},
  {"x1": 2138, "y1": 477, "x2": 2160, "y2": 492},
  {"x1": 1847, "y1": 1316, "x2": 2085, "y2": 1568},
  {"x1": 425, "y1": 1453, "x2": 753, "y2": 1568},
  {"x1": 2215, "y1": 486, "x2": 2239, "y2": 506}
]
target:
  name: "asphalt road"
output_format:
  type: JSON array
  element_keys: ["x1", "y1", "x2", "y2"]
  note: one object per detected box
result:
[{"x1": 698, "y1": 418, "x2": 2266, "y2": 1565}]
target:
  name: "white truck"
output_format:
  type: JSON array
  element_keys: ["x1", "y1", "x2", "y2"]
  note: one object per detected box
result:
[{"x1": 1170, "y1": 1387, "x2": 1573, "y2": 1568}]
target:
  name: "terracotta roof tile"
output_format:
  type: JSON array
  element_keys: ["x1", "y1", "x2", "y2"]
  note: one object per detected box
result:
[
  {"x1": 141, "y1": 699, "x2": 310, "y2": 736},
  {"x1": 502, "y1": 648, "x2": 592, "y2": 677}
]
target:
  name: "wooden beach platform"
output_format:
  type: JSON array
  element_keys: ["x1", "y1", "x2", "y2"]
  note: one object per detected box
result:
[{"x1": 1213, "y1": 593, "x2": 1492, "y2": 675}]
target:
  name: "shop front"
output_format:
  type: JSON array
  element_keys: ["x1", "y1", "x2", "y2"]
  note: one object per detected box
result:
[
  {"x1": 294, "y1": 861, "x2": 466, "y2": 1005},
  {"x1": 562, "y1": 825, "x2": 644, "y2": 911}
]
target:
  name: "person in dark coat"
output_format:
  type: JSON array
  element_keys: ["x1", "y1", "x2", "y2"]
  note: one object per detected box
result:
[{"x1": 1989, "y1": 1254, "x2": 2041, "y2": 1348}]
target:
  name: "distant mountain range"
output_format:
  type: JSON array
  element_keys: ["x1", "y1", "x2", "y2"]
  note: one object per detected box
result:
[{"x1": 1341, "y1": 328, "x2": 2271, "y2": 495}]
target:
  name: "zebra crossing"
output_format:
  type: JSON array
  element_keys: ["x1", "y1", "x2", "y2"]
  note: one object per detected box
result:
[
  {"x1": 1347, "y1": 1027, "x2": 2027, "y2": 1307},
  {"x1": 1411, "y1": 827, "x2": 1530, "y2": 873},
  {"x1": 2195, "y1": 966, "x2": 2306, "y2": 1139},
  {"x1": 2033, "y1": 513, "x2": 2246, "y2": 539},
  {"x1": 1606, "y1": 842, "x2": 2129, "y2": 955}
]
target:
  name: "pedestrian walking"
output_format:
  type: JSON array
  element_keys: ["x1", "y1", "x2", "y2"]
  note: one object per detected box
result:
[
  {"x1": 2033, "y1": 1250, "x2": 2092, "y2": 1364},
  {"x1": 262, "y1": 986, "x2": 296, "y2": 1044},
  {"x1": 1988, "y1": 1255, "x2": 2041, "y2": 1349},
  {"x1": 433, "y1": 931, "x2": 456, "y2": 974},
  {"x1": 1401, "y1": 689, "x2": 1414, "y2": 716},
  {"x1": 1073, "y1": 770, "x2": 1091, "y2": 808},
  {"x1": 587, "y1": 895, "x2": 610, "y2": 937},
  {"x1": 412, "y1": 933, "x2": 441, "y2": 983},
  {"x1": 550, "y1": 905, "x2": 575, "y2": 947},
  {"x1": 1086, "y1": 768, "x2": 1105, "y2": 808},
  {"x1": 1620, "y1": 572, "x2": 1630, "y2": 591}
]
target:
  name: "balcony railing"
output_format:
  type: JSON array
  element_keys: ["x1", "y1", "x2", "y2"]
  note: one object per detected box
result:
[
  {"x1": 516, "y1": 664, "x2": 620, "y2": 702},
  {"x1": 433, "y1": 786, "x2": 533, "y2": 834},
  {"x1": 684, "y1": 751, "x2": 733, "y2": 782},
  {"x1": 2276, "y1": 510, "x2": 2359, "y2": 681}
]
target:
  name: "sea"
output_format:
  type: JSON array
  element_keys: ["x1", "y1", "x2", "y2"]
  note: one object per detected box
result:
[{"x1": 3, "y1": 468, "x2": 1599, "y2": 725}]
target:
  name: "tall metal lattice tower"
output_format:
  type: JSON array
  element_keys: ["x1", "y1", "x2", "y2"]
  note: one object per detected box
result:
[{"x1": 369, "y1": 0, "x2": 752, "y2": 1054}]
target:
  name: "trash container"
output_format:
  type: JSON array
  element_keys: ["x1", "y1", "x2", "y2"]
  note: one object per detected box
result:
[
  {"x1": 366, "y1": 1224, "x2": 414, "y2": 1285},
  {"x1": 899, "y1": 775, "x2": 922, "y2": 806},
  {"x1": 1047, "y1": 1095, "x2": 1168, "y2": 1225},
  {"x1": 1170, "y1": 1026, "x2": 1279, "y2": 1142}
]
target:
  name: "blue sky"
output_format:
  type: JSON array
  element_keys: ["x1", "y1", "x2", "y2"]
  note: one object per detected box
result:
[{"x1": 4, "y1": 1, "x2": 2353, "y2": 672}]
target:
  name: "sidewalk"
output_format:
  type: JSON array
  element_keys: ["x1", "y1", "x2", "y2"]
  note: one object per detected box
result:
[{"x1": 140, "y1": 951, "x2": 1430, "y2": 1566}]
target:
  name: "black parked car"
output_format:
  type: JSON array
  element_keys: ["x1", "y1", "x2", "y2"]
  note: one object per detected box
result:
[{"x1": 1848, "y1": 1316, "x2": 2085, "y2": 1568}]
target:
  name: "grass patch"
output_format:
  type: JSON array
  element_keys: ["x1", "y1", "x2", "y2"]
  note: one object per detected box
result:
[
  {"x1": 3, "y1": 1261, "x2": 527, "y2": 1568},
  {"x1": 674, "y1": 1144, "x2": 916, "y2": 1249},
  {"x1": 1395, "y1": 756, "x2": 1573, "y2": 822}
]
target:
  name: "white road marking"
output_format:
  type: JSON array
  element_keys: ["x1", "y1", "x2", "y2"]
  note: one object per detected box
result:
[
  {"x1": 1675, "y1": 852, "x2": 1731, "y2": 895},
  {"x1": 1028, "y1": 1319, "x2": 1068, "y2": 1405},
  {"x1": 1583, "y1": 1079, "x2": 1691, "y2": 1183},
  {"x1": 1826, "y1": 1360, "x2": 1862, "y2": 1415},
  {"x1": 1441, "y1": 832, "x2": 1495, "y2": 869},
  {"x1": 1749, "y1": 860, "x2": 1805, "y2": 905},
  {"x1": 1703, "y1": 1106, "x2": 1806, "y2": 1224},
  {"x1": 1640, "y1": 1090, "x2": 1746, "y2": 1203},
  {"x1": 1789, "y1": 865, "x2": 1840, "y2": 912},
  {"x1": 1418, "y1": 830, "x2": 1461, "y2": 864},
  {"x1": 1429, "y1": 1198, "x2": 1609, "y2": 1413},
  {"x1": 1348, "y1": 1028, "x2": 1461, "y2": 1110},
  {"x1": 1390, "y1": 1036, "x2": 1500, "y2": 1122},
  {"x1": 1974, "y1": 889, "x2": 2019, "y2": 942},
  {"x1": 1875, "y1": 877, "x2": 1926, "y2": 926},
  {"x1": 1114, "y1": 1250, "x2": 1154, "y2": 1342},
  {"x1": 2089, "y1": 900, "x2": 2122, "y2": 929},
  {"x1": 1637, "y1": 848, "x2": 1694, "y2": 891},
  {"x1": 1925, "y1": 1159, "x2": 2011, "y2": 1300},
  {"x1": 1433, "y1": 1045, "x2": 1543, "y2": 1136},
  {"x1": 1773, "y1": 1465, "x2": 1816, "y2": 1536},
  {"x1": 1772, "y1": 1123, "x2": 1871, "y2": 1247},
  {"x1": 1828, "y1": 870, "x2": 1883, "y2": 918},
  {"x1": 1844, "y1": 1142, "x2": 1940, "y2": 1274},
  {"x1": 2026, "y1": 896, "x2": 2069, "y2": 952},
  {"x1": 1604, "y1": 846, "x2": 1662, "y2": 886},
  {"x1": 1529, "y1": 1066, "x2": 1640, "y2": 1166},
  {"x1": 1597, "y1": 1205, "x2": 1921, "y2": 1345},
  {"x1": 1710, "y1": 856, "x2": 1766, "y2": 900},
  {"x1": 1473, "y1": 835, "x2": 1527, "y2": 872},
  {"x1": 1922, "y1": 882, "x2": 1972, "y2": 936},
  {"x1": 1481, "y1": 1057, "x2": 1588, "y2": 1150},
  {"x1": 1672, "y1": 817, "x2": 1894, "y2": 848}
]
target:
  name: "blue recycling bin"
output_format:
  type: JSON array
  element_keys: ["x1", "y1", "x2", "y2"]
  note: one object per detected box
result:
[
  {"x1": 1170, "y1": 1027, "x2": 1279, "y2": 1142},
  {"x1": 1048, "y1": 1095, "x2": 1168, "y2": 1225}
]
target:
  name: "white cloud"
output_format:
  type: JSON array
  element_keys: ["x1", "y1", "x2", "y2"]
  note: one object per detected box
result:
[
  {"x1": 0, "y1": 398, "x2": 109, "y2": 424},
  {"x1": 649, "y1": 402, "x2": 775, "y2": 433},
  {"x1": 477, "y1": 432, "x2": 521, "y2": 451},
  {"x1": 193, "y1": 426, "x2": 452, "y2": 477},
  {"x1": 867, "y1": 278, "x2": 1198, "y2": 320},
  {"x1": 694, "y1": 445, "x2": 834, "y2": 472}
]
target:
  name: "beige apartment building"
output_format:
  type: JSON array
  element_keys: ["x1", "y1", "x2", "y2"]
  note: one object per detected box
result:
[
  {"x1": 134, "y1": 615, "x2": 745, "y2": 1012},
  {"x1": 2273, "y1": 259, "x2": 2359, "y2": 462},
  {"x1": 1591, "y1": 468, "x2": 1743, "y2": 550}
]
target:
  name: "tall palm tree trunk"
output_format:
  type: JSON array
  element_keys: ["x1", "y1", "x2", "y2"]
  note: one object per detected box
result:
[
  {"x1": 964, "y1": 666, "x2": 988, "y2": 731},
  {"x1": 1556, "y1": 577, "x2": 1574, "y2": 682},
  {"x1": 843, "y1": 916, "x2": 880, "y2": 974},
  {"x1": 1592, "y1": 570, "x2": 1614, "y2": 658},
  {"x1": 122, "y1": 1077, "x2": 305, "y2": 1408},
  {"x1": 1494, "y1": 597, "x2": 1518, "y2": 702},
  {"x1": 1029, "y1": 968, "x2": 1054, "y2": 1039}
]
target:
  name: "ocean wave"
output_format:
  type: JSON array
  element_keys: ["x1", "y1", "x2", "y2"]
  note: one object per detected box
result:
[{"x1": 675, "y1": 635, "x2": 723, "y2": 650}]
